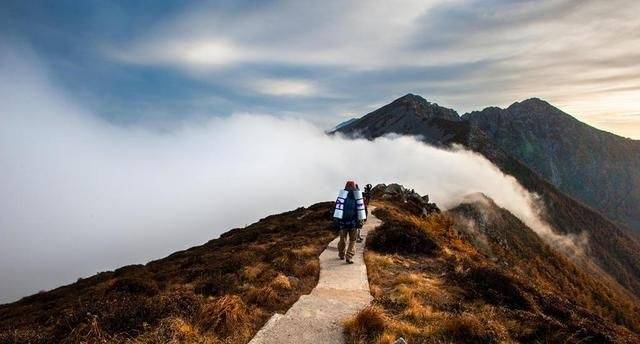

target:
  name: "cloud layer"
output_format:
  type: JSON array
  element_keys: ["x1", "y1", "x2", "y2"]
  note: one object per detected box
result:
[
  {"x1": 111, "y1": 0, "x2": 640, "y2": 136},
  {"x1": 3, "y1": 0, "x2": 639, "y2": 137},
  {"x1": 0, "y1": 49, "x2": 575, "y2": 303}
]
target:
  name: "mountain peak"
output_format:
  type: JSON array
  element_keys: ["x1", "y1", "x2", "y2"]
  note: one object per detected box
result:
[
  {"x1": 507, "y1": 97, "x2": 558, "y2": 113},
  {"x1": 384, "y1": 93, "x2": 460, "y2": 121},
  {"x1": 393, "y1": 93, "x2": 428, "y2": 104},
  {"x1": 332, "y1": 93, "x2": 461, "y2": 140}
]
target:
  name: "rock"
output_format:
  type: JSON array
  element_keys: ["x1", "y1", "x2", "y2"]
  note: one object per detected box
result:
[{"x1": 371, "y1": 183, "x2": 440, "y2": 216}]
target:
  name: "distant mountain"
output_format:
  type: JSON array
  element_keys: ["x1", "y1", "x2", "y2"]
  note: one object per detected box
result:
[
  {"x1": 336, "y1": 94, "x2": 462, "y2": 146},
  {"x1": 463, "y1": 98, "x2": 640, "y2": 232},
  {"x1": 335, "y1": 94, "x2": 640, "y2": 299},
  {"x1": 329, "y1": 117, "x2": 360, "y2": 132}
]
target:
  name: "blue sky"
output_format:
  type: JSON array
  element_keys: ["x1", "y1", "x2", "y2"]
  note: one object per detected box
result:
[{"x1": 2, "y1": 0, "x2": 640, "y2": 137}]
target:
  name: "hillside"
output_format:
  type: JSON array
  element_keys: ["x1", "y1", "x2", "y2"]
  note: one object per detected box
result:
[
  {"x1": 463, "y1": 98, "x2": 640, "y2": 233},
  {"x1": 0, "y1": 203, "x2": 335, "y2": 343},
  {"x1": 345, "y1": 185, "x2": 640, "y2": 343},
  {"x1": 335, "y1": 94, "x2": 640, "y2": 300},
  {"x1": 2, "y1": 185, "x2": 640, "y2": 343}
]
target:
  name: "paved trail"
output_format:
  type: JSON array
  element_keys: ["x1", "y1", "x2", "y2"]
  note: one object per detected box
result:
[{"x1": 249, "y1": 209, "x2": 380, "y2": 344}]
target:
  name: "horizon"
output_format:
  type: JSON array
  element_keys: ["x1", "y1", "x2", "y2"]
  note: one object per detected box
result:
[{"x1": 2, "y1": 0, "x2": 639, "y2": 139}]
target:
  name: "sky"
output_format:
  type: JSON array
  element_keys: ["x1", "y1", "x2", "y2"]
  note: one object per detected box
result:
[{"x1": 1, "y1": 0, "x2": 640, "y2": 138}]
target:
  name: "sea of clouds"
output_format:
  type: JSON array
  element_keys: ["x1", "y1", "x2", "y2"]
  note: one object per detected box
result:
[{"x1": 0, "y1": 47, "x2": 578, "y2": 303}]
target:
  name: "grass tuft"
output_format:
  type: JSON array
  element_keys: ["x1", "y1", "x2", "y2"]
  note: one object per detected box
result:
[
  {"x1": 195, "y1": 295, "x2": 251, "y2": 339},
  {"x1": 343, "y1": 306, "x2": 388, "y2": 344}
]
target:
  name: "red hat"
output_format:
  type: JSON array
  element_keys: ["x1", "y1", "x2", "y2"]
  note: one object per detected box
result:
[{"x1": 345, "y1": 180, "x2": 356, "y2": 190}]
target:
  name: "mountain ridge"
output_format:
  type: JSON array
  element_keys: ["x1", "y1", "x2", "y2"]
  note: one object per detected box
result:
[
  {"x1": 462, "y1": 97, "x2": 640, "y2": 232},
  {"x1": 335, "y1": 94, "x2": 640, "y2": 301},
  {"x1": 3, "y1": 188, "x2": 639, "y2": 343}
]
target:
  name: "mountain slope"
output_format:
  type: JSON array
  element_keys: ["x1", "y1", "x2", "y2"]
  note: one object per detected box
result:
[
  {"x1": 463, "y1": 98, "x2": 640, "y2": 233},
  {"x1": 0, "y1": 203, "x2": 335, "y2": 344},
  {"x1": 335, "y1": 95, "x2": 640, "y2": 299},
  {"x1": 346, "y1": 186, "x2": 639, "y2": 343}
]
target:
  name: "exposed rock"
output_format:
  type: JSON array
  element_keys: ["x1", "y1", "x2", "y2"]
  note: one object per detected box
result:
[{"x1": 371, "y1": 183, "x2": 440, "y2": 216}]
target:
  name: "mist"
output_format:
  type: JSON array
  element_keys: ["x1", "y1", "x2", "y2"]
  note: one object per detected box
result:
[{"x1": 0, "y1": 48, "x2": 577, "y2": 304}]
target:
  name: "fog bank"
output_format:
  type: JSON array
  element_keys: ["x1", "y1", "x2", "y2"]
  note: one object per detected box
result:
[{"x1": 0, "y1": 49, "x2": 575, "y2": 303}]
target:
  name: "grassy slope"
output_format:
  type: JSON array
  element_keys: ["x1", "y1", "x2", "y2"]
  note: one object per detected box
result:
[
  {"x1": 0, "y1": 202, "x2": 335, "y2": 344},
  {"x1": 345, "y1": 199, "x2": 640, "y2": 344}
]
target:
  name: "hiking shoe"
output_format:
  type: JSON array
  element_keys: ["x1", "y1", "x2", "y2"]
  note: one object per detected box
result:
[
  {"x1": 339, "y1": 256, "x2": 345, "y2": 260},
  {"x1": 346, "y1": 259, "x2": 354, "y2": 264}
]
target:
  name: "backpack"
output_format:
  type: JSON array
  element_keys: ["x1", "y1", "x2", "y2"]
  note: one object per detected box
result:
[{"x1": 342, "y1": 191, "x2": 358, "y2": 222}]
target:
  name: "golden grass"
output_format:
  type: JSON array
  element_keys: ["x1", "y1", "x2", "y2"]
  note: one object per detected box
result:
[
  {"x1": 293, "y1": 260, "x2": 320, "y2": 277},
  {"x1": 270, "y1": 273, "x2": 292, "y2": 291},
  {"x1": 246, "y1": 286, "x2": 279, "y2": 308},
  {"x1": 367, "y1": 253, "x2": 395, "y2": 269},
  {"x1": 400, "y1": 298, "x2": 433, "y2": 322},
  {"x1": 195, "y1": 295, "x2": 251, "y2": 339},
  {"x1": 343, "y1": 306, "x2": 388, "y2": 344},
  {"x1": 242, "y1": 263, "x2": 268, "y2": 281},
  {"x1": 291, "y1": 245, "x2": 317, "y2": 258}
]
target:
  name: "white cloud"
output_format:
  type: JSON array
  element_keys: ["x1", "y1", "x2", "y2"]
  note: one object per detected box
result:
[
  {"x1": 0, "y1": 49, "x2": 582, "y2": 303},
  {"x1": 250, "y1": 78, "x2": 319, "y2": 96},
  {"x1": 110, "y1": 0, "x2": 440, "y2": 69},
  {"x1": 112, "y1": 39, "x2": 245, "y2": 69},
  {"x1": 106, "y1": 0, "x2": 640, "y2": 138}
]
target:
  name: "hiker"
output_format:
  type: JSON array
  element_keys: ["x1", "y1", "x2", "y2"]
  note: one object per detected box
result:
[
  {"x1": 355, "y1": 183, "x2": 365, "y2": 243},
  {"x1": 363, "y1": 184, "x2": 372, "y2": 215},
  {"x1": 354, "y1": 184, "x2": 373, "y2": 243},
  {"x1": 333, "y1": 180, "x2": 366, "y2": 264}
]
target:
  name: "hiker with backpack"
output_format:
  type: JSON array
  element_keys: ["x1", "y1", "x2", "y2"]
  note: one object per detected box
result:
[
  {"x1": 356, "y1": 183, "x2": 373, "y2": 243},
  {"x1": 333, "y1": 181, "x2": 367, "y2": 264}
]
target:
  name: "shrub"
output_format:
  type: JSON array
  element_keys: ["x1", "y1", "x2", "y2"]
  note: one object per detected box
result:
[
  {"x1": 108, "y1": 277, "x2": 159, "y2": 296},
  {"x1": 367, "y1": 219, "x2": 438, "y2": 255},
  {"x1": 458, "y1": 266, "x2": 533, "y2": 310},
  {"x1": 438, "y1": 314, "x2": 504, "y2": 344}
]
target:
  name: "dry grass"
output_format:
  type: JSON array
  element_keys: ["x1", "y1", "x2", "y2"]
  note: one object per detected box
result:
[
  {"x1": 435, "y1": 313, "x2": 508, "y2": 344},
  {"x1": 196, "y1": 295, "x2": 251, "y2": 339},
  {"x1": 246, "y1": 285, "x2": 279, "y2": 309},
  {"x1": 343, "y1": 306, "x2": 388, "y2": 344},
  {"x1": 0, "y1": 202, "x2": 337, "y2": 344},
  {"x1": 400, "y1": 298, "x2": 432, "y2": 323},
  {"x1": 356, "y1": 200, "x2": 640, "y2": 343},
  {"x1": 270, "y1": 274, "x2": 292, "y2": 291},
  {"x1": 242, "y1": 263, "x2": 268, "y2": 281},
  {"x1": 292, "y1": 260, "x2": 320, "y2": 277},
  {"x1": 291, "y1": 245, "x2": 317, "y2": 258}
]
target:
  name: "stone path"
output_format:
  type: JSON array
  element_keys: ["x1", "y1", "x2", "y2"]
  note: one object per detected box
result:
[{"x1": 248, "y1": 209, "x2": 380, "y2": 344}]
